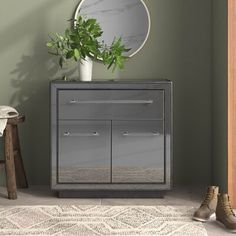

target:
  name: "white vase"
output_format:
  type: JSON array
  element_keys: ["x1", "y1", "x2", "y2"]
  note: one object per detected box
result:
[{"x1": 79, "y1": 57, "x2": 93, "y2": 81}]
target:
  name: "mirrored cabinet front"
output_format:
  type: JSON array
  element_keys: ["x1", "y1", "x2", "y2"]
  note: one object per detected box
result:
[{"x1": 51, "y1": 80, "x2": 172, "y2": 197}]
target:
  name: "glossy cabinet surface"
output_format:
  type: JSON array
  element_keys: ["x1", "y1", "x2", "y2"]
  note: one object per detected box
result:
[
  {"x1": 112, "y1": 121, "x2": 164, "y2": 183},
  {"x1": 51, "y1": 80, "x2": 172, "y2": 192},
  {"x1": 58, "y1": 89, "x2": 164, "y2": 120},
  {"x1": 58, "y1": 120, "x2": 111, "y2": 183}
]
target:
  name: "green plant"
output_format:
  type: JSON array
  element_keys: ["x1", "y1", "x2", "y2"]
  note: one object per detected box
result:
[{"x1": 47, "y1": 16, "x2": 130, "y2": 72}]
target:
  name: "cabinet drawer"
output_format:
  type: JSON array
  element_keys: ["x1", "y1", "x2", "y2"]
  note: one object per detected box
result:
[
  {"x1": 58, "y1": 90, "x2": 164, "y2": 120},
  {"x1": 112, "y1": 121, "x2": 165, "y2": 183},
  {"x1": 58, "y1": 121, "x2": 111, "y2": 183}
]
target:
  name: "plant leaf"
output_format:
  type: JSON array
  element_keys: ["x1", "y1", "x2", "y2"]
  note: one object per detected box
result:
[
  {"x1": 46, "y1": 42, "x2": 53, "y2": 47},
  {"x1": 74, "y1": 48, "x2": 80, "y2": 60},
  {"x1": 66, "y1": 50, "x2": 74, "y2": 59}
]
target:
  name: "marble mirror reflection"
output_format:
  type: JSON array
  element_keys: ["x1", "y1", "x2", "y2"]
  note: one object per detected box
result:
[{"x1": 74, "y1": 0, "x2": 151, "y2": 57}]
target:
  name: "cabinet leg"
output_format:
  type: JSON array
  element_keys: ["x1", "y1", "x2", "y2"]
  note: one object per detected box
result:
[
  {"x1": 12, "y1": 125, "x2": 28, "y2": 188},
  {"x1": 4, "y1": 125, "x2": 17, "y2": 200}
]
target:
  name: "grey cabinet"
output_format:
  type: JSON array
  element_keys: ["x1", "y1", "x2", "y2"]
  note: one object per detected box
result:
[{"x1": 51, "y1": 80, "x2": 172, "y2": 195}]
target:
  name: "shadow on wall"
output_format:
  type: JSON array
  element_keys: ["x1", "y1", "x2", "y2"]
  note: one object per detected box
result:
[
  {"x1": 9, "y1": 43, "x2": 77, "y2": 185},
  {"x1": 0, "y1": 0, "x2": 77, "y2": 185}
]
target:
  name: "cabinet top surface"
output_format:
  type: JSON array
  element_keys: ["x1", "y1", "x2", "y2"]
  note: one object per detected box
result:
[{"x1": 51, "y1": 79, "x2": 172, "y2": 85}]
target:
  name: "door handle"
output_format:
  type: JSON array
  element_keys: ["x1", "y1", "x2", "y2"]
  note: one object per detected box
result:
[
  {"x1": 69, "y1": 99, "x2": 153, "y2": 104},
  {"x1": 63, "y1": 131, "x2": 100, "y2": 137},
  {"x1": 122, "y1": 131, "x2": 160, "y2": 137}
]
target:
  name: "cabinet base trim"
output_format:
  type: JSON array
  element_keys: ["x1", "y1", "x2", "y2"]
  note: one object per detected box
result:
[{"x1": 57, "y1": 190, "x2": 166, "y2": 198}]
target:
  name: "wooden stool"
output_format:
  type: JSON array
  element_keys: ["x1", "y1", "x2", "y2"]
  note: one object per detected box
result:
[{"x1": 0, "y1": 115, "x2": 28, "y2": 199}]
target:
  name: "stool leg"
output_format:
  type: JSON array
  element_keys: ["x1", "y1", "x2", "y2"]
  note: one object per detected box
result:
[
  {"x1": 12, "y1": 125, "x2": 28, "y2": 188},
  {"x1": 4, "y1": 124, "x2": 17, "y2": 200}
]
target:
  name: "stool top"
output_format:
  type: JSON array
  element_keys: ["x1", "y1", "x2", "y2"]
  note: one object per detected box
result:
[{"x1": 7, "y1": 115, "x2": 25, "y2": 125}]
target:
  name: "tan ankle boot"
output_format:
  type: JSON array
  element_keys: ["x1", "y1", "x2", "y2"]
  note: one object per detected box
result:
[
  {"x1": 216, "y1": 193, "x2": 236, "y2": 233},
  {"x1": 193, "y1": 186, "x2": 219, "y2": 222}
]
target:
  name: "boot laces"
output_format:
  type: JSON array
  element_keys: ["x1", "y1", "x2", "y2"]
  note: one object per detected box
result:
[
  {"x1": 201, "y1": 191, "x2": 213, "y2": 206},
  {"x1": 222, "y1": 198, "x2": 235, "y2": 217}
]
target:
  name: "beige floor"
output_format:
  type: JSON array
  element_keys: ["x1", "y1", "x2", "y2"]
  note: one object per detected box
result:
[{"x1": 0, "y1": 185, "x2": 234, "y2": 236}]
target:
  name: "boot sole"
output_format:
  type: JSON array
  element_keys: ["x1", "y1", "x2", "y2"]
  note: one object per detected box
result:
[
  {"x1": 192, "y1": 213, "x2": 215, "y2": 222},
  {"x1": 192, "y1": 217, "x2": 209, "y2": 222},
  {"x1": 216, "y1": 219, "x2": 236, "y2": 233}
]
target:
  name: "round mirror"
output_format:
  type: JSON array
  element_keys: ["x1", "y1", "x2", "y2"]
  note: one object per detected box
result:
[{"x1": 74, "y1": 0, "x2": 151, "y2": 57}]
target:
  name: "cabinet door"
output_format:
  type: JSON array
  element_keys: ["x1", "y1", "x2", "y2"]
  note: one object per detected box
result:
[
  {"x1": 58, "y1": 121, "x2": 111, "y2": 183},
  {"x1": 112, "y1": 121, "x2": 165, "y2": 183}
]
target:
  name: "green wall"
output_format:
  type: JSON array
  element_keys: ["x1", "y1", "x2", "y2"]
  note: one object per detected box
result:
[
  {"x1": 212, "y1": 0, "x2": 228, "y2": 192},
  {"x1": 0, "y1": 0, "x2": 213, "y2": 185}
]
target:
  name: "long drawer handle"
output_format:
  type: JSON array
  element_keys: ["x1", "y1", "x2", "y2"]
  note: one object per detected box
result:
[
  {"x1": 123, "y1": 131, "x2": 160, "y2": 137},
  {"x1": 69, "y1": 99, "x2": 153, "y2": 104},
  {"x1": 63, "y1": 131, "x2": 99, "y2": 137}
]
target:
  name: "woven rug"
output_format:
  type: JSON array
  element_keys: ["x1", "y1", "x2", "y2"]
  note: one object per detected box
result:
[{"x1": 0, "y1": 205, "x2": 207, "y2": 236}]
